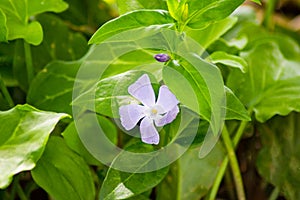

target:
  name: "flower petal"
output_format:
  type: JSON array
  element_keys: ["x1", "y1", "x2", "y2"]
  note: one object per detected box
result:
[
  {"x1": 119, "y1": 104, "x2": 146, "y2": 130},
  {"x1": 140, "y1": 117, "x2": 159, "y2": 145},
  {"x1": 155, "y1": 105, "x2": 179, "y2": 127},
  {"x1": 156, "y1": 85, "x2": 179, "y2": 113},
  {"x1": 128, "y1": 74, "x2": 155, "y2": 107}
]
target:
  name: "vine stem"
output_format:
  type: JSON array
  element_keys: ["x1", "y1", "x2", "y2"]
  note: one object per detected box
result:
[
  {"x1": 0, "y1": 74, "x2": 14, "y2": 107},
  {"x1": 221, "y1": 125, "x2": 246, "y2": 200},
  {"x1": 208, "y1": 109, "x2": 252, "y2": 200},
  {"x1": 24, "y1": 41, "x2": 34, "y2": 85},
  {"x1": 263, "y1": 0, "x2": 278, "y2": 30}
]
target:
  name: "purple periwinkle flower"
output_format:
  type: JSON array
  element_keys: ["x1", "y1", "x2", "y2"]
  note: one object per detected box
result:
[
  {"x1": 154, "y1": 53, "x2": 170, "y2": 62},
  {"x1": 119, "y1": 74, "x2": 179, "y2": 145}
]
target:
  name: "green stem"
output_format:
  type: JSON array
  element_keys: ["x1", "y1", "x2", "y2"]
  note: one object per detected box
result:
[
  {"x1": 207, "y1": 157, "x2": 229, "y2": 200},
  {"x1": 24, "y1": 41, "x2": 34, "y2": 85},
  {"x1": 269, "y1": 187, "x2": 280, "y2": 200},
  {"x1": 208, "y1": 111, "x2": 252, "y2": 200},
  {"x1": 16, "y1": 184, "x2": 28, "y2": 200},
  {"x1": 263, "y1": 0, "x2": 278, "y2": 30},
  {"x1": 222, "y1": 125, "x2": 246, "y2": 200},
  {"x1": 9, "y1": 176, "x2": 19, "y2": 200},
  {"x1": 0, "y1": 74, "x2": 14, "y2": 107}
]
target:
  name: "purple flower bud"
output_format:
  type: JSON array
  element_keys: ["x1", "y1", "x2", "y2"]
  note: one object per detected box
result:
[{"x1": 154, "y1": 53, "x2": 170, "y2": 62}]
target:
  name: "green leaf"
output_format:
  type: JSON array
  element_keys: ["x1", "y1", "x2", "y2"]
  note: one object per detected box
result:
[
  {"x1": 73, "y1": 70, "x2": 156, "y2": 117},
  {"x1": 27, "y1": 0, "x2": 68, "y2": 16},
  {"x1": 250, "y1": 0, "x2": 262, "y2": 5},
  {"x1": 208, "y1": 35, "x2": 248, "y2": 55},
  {"x1": 0, "y1": 104, "x2": 69, "y2": 189},
  {"x1": 99, "y1": 142, "x2": 169, "y2": 200},
  {"x1": 156, "y1": 143, "x2": 226, "y2": 200},
  {"x1": 31, "y1": 136, "x2": 95, "y2": 200},
  {"x1": 62, "y1": 113, "x2": 118, "y2": 166},
  {"x1": 163, "y1": 56, "x2": 225, "y2": 135},
  {"x1": 0, "y1": 0, "x2": 68, "y2": 45},
  {"x1": 89, "y1": 9, "x2": 174, "y2": 44},
  {"x1": 209, "y1": 51, "x2": 248, "y2": 73},
  {"x1": 185, "y1": 16, "x2": 238, "y2": 50},
  {"x1": 58, "y1": 0, "x2": 114, "y2": 29},
  {"x1": 224, "y1": 87, "x2": 250, "y2": 121},
  {"x1": 227, "y1": 37, "x2": 300, "y2": 122},
  {"x1": 32, "y1": 14, "x2": 88, "y2": 68},
  {"x1": 256, "y1": 113, "x2": 300, "y2": 200},
  {"x1": 166, "y1": 0, "x2": 180, "y2": 20},
  {"x1": 0, "y1": 9, "x2": 7, "y2": 42},
  {"x1": 13, "y1": 14, "x2": 88, "y2": 92},
  {"x1": 27, "y1": 61, "x2": 81, "y2": 114},
  {"x1": 117, "y1": 0, "x2": 167, "y2": 14},
  {"x1": 185, "y1": 0, "x2": 245, "y2": 29}
]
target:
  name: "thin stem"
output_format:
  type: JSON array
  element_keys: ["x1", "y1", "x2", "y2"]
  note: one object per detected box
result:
[
  {"x1": 16, "y1": 184, "x2": 28, "y2": 200},
  {"x1": 225, "y1": 168, "x2": 235, "y2": 200},
  {"x1": 0, "y1": 74, "x2": 14, "y2": 107},
  {"x1": 207, "y1": 157, "x2": 229, "y2": 200},
  {"x1": 208, "y1": 110, "x2": 252, "y2": 200},
  {"x1": 263, "y1": 0, "x2": 278, "y2": 30},
  {"x1": 222, "y1": 125, "x2": 246, "y2": 200},
  {"x1": 9, "y1": 176, "x2": 19, "y2": 200},
  {"x1": 269, "y1": 187, "x2": 280, "y2": 200},
  {"x1": 24, "y1": 41, "x2": 34, "y2": 85}
]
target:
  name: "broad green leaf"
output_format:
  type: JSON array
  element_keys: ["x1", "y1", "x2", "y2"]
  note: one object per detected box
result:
[
  {"x1": 224, "y1": 87, "x2": 250, "y2": 121},
  {"x1": 168, "y1": 106, "x2": 206, "y2": 148},
  {"x1": 27, "y1": 61, "x2": 82, "y2": 114},
  {"x1": 117, "y1": 0, "x2": 167, "y2": 14},
  {"x1": 89, "y1": 9, "x2": 174, "y2": 44},
  {"x1": 156, "y1": 143, "x2": 226, "y2": 200},
  {"x1": 0, "y1": 0, "x2": 68, "y2": 45},
  {"x1": 256, "y1": 113, "x2": 300, "y2": 200},
  {"x1": 58, "y1": 0, "x2": 114, "y2": 29},
  {"x1": 185, "y1": 16, "x2": 237, "y2": 50},
  {"x1": 27, "y1": 0, "x2": 68, "y2": 16},
  {"x1": 9, "y1": 21, "x2": 43, "y2": 45},
  {"x1": 208, "y1": 35, "x2": 248, "y2": 55},
  {"x1": 209, "y1": 51, "x2": 248, "y2": 72},
  {"x1": 99, "y1": 142, "x2": 169, "y2": 200},
  {"x1": 73, "y1": 70, "x2": 156, "y2": 117},
  {"x1": 0, "y1": 104, "x2": 69, "y2": 189},
  {"x1": 13, "y1": 13, "x2": 88, "y2": 92},
  {"x1": 163, "y1": 56, "x2": 225, "y2": 135},
  {"x1": 32, "y1": 14, "x2": 88, "y2": 68},
  {"x1": 233, "y1": 23, "x2": 300, "y2": 59},
  {"x1": 227, "y1": 36, "x2": 300, "y2": 122},
  {"x1": 31, "y1": 137, "x2": 95, "y2": 200},
  {"x1": 62, "y1": 113, "x2": 118, "y2": 166},
  {"x1": 101, "y1": 49, "x2": 164, "y2": 79},
  {"x1": 0, "y1": 9, "x2": 7, "y2": 42},
  {"x1": 185, "y1": 0, "x2": 245, "y2": 29}
]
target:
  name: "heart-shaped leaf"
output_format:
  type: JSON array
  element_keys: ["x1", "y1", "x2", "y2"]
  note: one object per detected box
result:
[
  {"x1": 256, "y1": 113, "x2": 300, "y2": 200},
  {"x1": 0, "y1": 0, "x2": 68, "y2": 45},
  {"x1": 32, "y1": 137, "x2": 95, "y2": 200},
  {"x1": 27, "y1": 61, "x2": 82, "y2": 114},
  {"x1": 227, "y1": 34, "x2": 300, "y2": 122},
  {"x1": 0, "y1": 104, "x2": 69, "y2": 188}
]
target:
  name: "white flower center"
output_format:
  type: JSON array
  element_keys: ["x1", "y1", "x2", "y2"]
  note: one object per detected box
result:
[{"x1": 144, "y1": 105, "x2": 163, "y2": 120}]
